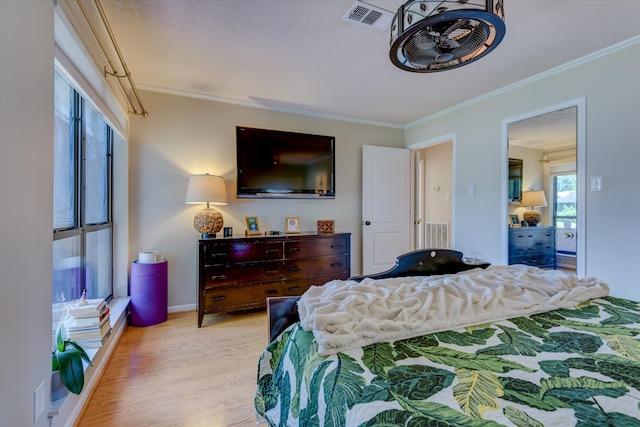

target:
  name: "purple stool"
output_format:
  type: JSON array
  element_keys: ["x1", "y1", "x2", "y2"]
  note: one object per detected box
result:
[{"x1": 130, "y1": 260, "x2": 168, "y2": 326}]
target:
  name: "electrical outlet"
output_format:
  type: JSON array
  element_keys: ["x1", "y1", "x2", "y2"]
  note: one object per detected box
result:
[{"x1": 34, "y1": 380, "x2": 45, "y2": 422}]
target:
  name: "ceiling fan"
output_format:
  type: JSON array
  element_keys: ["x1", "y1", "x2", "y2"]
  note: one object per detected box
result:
[{"x1": 390, "y1": 0, "x2": 506, "y2": 72}]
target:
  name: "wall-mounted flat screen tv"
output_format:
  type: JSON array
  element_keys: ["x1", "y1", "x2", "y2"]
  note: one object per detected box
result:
[{"x1": 236, "y1": 126, "x2": 335, "y2": 199}]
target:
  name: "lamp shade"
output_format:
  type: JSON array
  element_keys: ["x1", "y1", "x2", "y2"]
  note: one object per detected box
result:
[
  {"x1": 521, "y1": 190, "x2": 547, "y2": 226},
  {"x1": 185, "y1": 174, "x2": 228, "y2": 237},
  {"x1": 185, "y1": 174, "x2": 228, "y2": 205},
  {"x1": 520, "y1": 190, "x2": 547, "y2": 208}
]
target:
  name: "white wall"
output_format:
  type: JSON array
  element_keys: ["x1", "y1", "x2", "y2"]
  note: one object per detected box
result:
[
  {"x1": 128, "y1": 90, "x2": 404, "y2": 310},
  {"x1": 0, "y1": 2, "x2": 54, "y2": 426},
  {"x1": 405, "y1": 38, "x2": 640, "y2": 301}
]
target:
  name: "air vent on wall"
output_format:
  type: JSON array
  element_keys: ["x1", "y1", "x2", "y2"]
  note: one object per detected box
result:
[{"x1": 343, "y1": 1, "x2": 394, "y2": 32}]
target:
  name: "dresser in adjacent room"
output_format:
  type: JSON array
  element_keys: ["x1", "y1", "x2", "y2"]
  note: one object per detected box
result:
[
  {"x1": 197, "y1": 233, "x2": 350, "y2": 326},
  {"x1": 508, "y1": 226, "x2": 556, "y2": 269}
]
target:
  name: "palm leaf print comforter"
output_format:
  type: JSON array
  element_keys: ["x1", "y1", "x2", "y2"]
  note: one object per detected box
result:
[{"x1": 255, "y1": 296, "x2": 640, "y2": 426}]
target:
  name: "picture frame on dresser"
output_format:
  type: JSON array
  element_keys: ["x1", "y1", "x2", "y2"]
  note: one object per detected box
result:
[
  {"x1": 317, "y1": 219, "x2": 335, "y2": 234},
  {"x1": 245, "y1": 216, "x2": 261, "y2": 235},
  {"x1": 286, "y1": 217, "x2": 300, "y2": 234},
  {"x1": 509, "y1": 214, "x2": 520, "y2": 227}
]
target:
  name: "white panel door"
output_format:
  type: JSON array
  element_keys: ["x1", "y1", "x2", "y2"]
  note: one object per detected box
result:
[{"x1": 362, "y1": 145, "x2": 411, "y2": 275}]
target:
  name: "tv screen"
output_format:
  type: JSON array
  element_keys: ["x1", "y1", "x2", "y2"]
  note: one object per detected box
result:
[{"x1": 236, "y1": 126, "x2": 335, "y2": 199}]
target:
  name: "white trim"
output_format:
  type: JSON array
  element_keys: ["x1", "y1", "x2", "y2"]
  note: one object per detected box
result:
[
  {"x1": 407, "y1": 35, "x2": 640, "y2": 130},
  {"x1": 138, "y1": 84, "x2": 404, "y2": 130},
  {"x1": 169, "y1": 303, "x2": 196, "y2": 314}
]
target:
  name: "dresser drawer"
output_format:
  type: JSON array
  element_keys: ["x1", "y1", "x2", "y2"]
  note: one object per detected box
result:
[
  {"x1": 283, "y1": 274, "x2": 345, "y2": 296},
  {"x1": 284, "y1": 237, "x2": 348, "y2": 259},
  {"x1": 202, "y1": 261, "x2": 283, "y2": 288},
  {"x1": 202, "y1": 241, "x2": 283, "y2": 265},
  {"x1": 284, "y1": 255, "x2": 348, "y2": 279},
  {"x1": 204, "y1": 282, "x2": 283, "y2": 311}
]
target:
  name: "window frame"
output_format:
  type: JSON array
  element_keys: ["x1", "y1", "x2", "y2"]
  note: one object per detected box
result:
[{"x1": 53, "y1": 70, "x2": 114, "y2": 304}]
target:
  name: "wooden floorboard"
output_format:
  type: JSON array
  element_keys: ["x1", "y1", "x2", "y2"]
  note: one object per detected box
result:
[{"x1": 76, "y1": 309, "x2": 268, "y2": 427}]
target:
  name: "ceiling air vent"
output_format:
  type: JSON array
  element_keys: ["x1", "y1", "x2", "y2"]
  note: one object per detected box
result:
[{"x1": 343, "y1": 1, "x2": 394, "y2": 32}]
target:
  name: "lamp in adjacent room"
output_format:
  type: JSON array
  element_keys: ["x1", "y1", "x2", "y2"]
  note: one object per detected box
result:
[
  {"x1": 185, "y1": 174, "x2": 228, "y2": 238},
  {"x1": 520, "y1": 190, "x2": 547, "y2": 226}
]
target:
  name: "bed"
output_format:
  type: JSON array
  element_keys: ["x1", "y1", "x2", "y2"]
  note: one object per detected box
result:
[{"x1": 255, "y1": 249, "x2": 640, "y2": 426}]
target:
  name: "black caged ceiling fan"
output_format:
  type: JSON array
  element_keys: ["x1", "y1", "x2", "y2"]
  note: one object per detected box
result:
[{"x1": 390, "y1": 0, "x2": 505, "y2": 72}]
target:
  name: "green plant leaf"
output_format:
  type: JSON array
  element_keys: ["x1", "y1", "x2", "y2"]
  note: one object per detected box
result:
[
  {"x1": 55, "y1": 347, "x2": 85, "y2": 394},
  {"x1": 361, "y1": 341, "x2": 395, "y2": 379},
  {"x1": 435, "y1": 327, "x2": 495, "y2": 347},
  {"x1": 605, "y1": 334, "x2": 640, "y2": 361},
  {"x1": 501, "y1": 377, "x2": 569, "y2": 411},
  {"x1": 477, "y1": 325, "x2": 543, "y2": 357},
  {"x1": 391, "y1": 391, "x2": 505, "y2": 426},
  {"x1": 601, "y1": 304, "x2": 640, "y2": 325},
  {"x1": 503, "y1": 406, "x2": 544, "y2": 427},
  {"x1": 323, "y1": 353, "x2": 366, "y2": 427},
  {"x1": 397, "y1": 342, "x2": 536, "y2": 373},
  {"x1": 65, "y1": 340, "x2": 92, "y2": 365},
  {"x1": 541, "y1": 331, "x2": 603, "y2": 354},
  {"x1": 453, "y1": 368, "x2": 503, "y2": 418},
  {"x1": 539, "y1": 376, "x2": 627, "y2": 402},
  {"x1": 603, "y1": 296, "x2": 640, "y2": 311}
]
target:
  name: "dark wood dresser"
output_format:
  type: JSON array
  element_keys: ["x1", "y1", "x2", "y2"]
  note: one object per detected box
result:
[
  {"x1": 197, "y1": 232, "x2": 350, "y2": 326},
  {"x1": 508, "y1": 226, "x2": 556, "y2": 269}
]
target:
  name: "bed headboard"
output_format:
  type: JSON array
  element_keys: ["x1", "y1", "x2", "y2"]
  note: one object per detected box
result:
[{"x1": 349, "y1": 249, "x2": 489, "y2": 282}]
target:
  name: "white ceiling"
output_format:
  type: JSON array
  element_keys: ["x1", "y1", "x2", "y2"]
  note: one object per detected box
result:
[{"x1": 63, "y1": 0, "x2": 640, "y2": 128}]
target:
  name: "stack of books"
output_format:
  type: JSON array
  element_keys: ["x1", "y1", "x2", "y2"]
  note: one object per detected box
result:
[{"x1": 65, "y1": 298, "x2": 111, "y2": 348}]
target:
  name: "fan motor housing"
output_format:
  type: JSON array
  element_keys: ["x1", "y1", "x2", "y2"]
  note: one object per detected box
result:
[{"x1": 390, "y1": 0, "x2": 505, "y2": 72}]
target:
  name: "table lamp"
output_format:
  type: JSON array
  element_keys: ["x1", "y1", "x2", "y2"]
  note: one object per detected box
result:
[
  {"x1": 520, "y1": 190, "x2": 547, "y2": 226},
  {"x1": 185, "y1": 174, "x2": 228, "y2": 238}
]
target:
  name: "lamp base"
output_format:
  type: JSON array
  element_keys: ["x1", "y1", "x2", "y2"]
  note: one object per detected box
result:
[
  {"x1": 201, "y1": 233, "x2": 217, "y2": 239},
  {"x1": 522, "y1": 209, "x2": 541, "y2": 226},
  {"x1": 194, "y1": 208, "x2": 223, "y2": 236}
]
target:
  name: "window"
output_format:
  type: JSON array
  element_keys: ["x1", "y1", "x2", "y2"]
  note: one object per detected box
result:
[
  {"x1": 553, "y1": 174, "x2": 576, "y2": 255},
  {"x1": 53, "y1": 70, "x2": 113, "y2": 325}
]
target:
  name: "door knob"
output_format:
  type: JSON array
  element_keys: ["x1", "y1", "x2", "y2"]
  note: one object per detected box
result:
[{"x1": 364, "y1": 220, "x2": 371, "y2": 226}]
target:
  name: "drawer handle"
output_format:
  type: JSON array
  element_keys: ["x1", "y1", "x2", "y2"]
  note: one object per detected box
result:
[
  {"x1": 211, "y1": 296, "x2": 226, "y2": 301},
  {"x1": 210, "y1": 274, "x2": 227, "y2": 280},
  {"x1": 330, "y1": 245, "x2": 343, "y2": 249},
  {"x1": 211, "y1": 252, "x2": 227, "y2": 258},
  {"x1": 331, "y1": 263, "x2": 343, "y2": 267},
  {"x1": 265, "y1": 249, "x2": 279, "y2": 254},
  {"x1": 288, "y1": 247, "x2": 300, "y2": 252},
  {"x1": 287, "y1": 286, "x2": 300, "y2": 292},
  {"x1": 265, "y1": 269, "x2": 280, "y2": 275},
  {"x1": 288, "y1": 266, "x2": 301, "y2": 272},
  {"x1": 265, "y1": 289, "x2": 279, "y2": 295}
]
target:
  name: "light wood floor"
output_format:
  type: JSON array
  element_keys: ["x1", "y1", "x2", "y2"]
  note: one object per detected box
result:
[{"x1": 76, "y1": 309, "x2": 268, "y2": 427}]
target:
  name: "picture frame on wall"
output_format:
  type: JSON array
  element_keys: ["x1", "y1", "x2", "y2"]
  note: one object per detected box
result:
[
  {"x1": 245, "y1": 216, "x2": 261, "y2": 235},
  {"x1": 286, "y1": 217, "x2": 300, "y2": 234},
  {"x1": 509, "y1": 214, "x2": 520, "y2": 227}
]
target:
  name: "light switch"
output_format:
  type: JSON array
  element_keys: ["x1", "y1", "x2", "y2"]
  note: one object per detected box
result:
[
  {"x1": 590, "y1": 176, "x2": 603, "y2": 191},
  {"x1": 468, "y1": 185, "x2": 475, "y2": 197}
]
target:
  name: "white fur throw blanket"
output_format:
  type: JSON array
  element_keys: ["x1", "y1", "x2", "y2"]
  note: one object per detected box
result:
[{"x1": 298, "y1": 265, "x2": 609, "y2": 356}]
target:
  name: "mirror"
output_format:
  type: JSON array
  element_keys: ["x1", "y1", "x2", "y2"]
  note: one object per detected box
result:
[
  {"x1": 507, "y1": 106, "x2": 578, "y2": 272},
  {"x1": 508, "y1": 158, "x2": 523, "y2": 202}
]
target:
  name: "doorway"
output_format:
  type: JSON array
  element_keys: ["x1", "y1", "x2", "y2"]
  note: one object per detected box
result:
[
  {"x1": 409, "y1": 136, "x2": 454, "y2": 251},
  {"x1": 503, "y1": 98, "x2": 585, "y2": 277}
]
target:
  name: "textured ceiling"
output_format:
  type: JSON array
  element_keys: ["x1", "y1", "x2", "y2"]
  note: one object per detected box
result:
[{"x1": 62, "y1": 0, "x2": 640, "y2": 129}]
